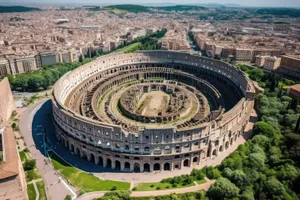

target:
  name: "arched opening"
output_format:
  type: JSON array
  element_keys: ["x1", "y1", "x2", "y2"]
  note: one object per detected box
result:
[
  {"x1": 207, "y1": 148, "x2": 211, "y2": 157},
  {"x1": 98, "y1": 156, "x2": 103, "y2": 166},
  {"x1": 174, "y1": 164, "x2": 180, "y2": 169},
  {"x1": 115, "y1": 160, "x2": 121, "y2": 170},
  {"x1": 124, "y1": 162, "x2": 130, "y2": 170},
  {"x1": 164, "y1": 163, "x2": 171, "y2": 171},
  {"x1": 134, "y1": 163, "x2": 140, "y2": 172},
  {"x1": 219, "y1": 145, "x2": 223, "y2": 152},
  {"x1": 193, "y1": 157, "x2": 198, "y2": 163},
  {"x1": 212, "y1": 149, "x2": 217, "y2": 156},
  {"x1": 106, "y1": 159, "x2": 112, "y2": 168},
  {"x1": 225, "y1": 141, "x2": 229, "y2": 149},
  {"x1": 90, "y1": 154, "x2": 95, "y2": 164},
  {"x1": 230, "y1": 138, "x2": 233, "y2": 145},
  {"x1": 70, "y1": 144, "x2": 74, "y2": 152},
  {"x1": 153, "y1": 163, "x2": 160, "y2": 171},
  {"x1": 183, "y1": 159, "x2": 189, "y2": 167},
  {"x1": 144, "y1": 163, "x2": 150, "y2": 172},
  {"x1": 81, "y1": 152, "x2": 87, "y2": 160},
  {"x1": 75, "y1": 148, "x2": 80, "y2": 156},
  {"x1": 65, "y1": 140, "x2": 69, "y2": 148}
]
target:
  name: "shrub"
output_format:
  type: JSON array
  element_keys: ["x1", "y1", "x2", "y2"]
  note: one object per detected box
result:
[
  {"x1": 64, "y1": 195, "x2": 72, "y2": 200},
  {"x1": 24, "y1": 160, "x2": 36, "y2": 171},
  {"x1": 111, "y1": 186, "x2": 118, "y2": 191}
]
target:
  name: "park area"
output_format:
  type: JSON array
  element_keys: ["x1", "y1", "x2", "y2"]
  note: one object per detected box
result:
[{"x1": 49, "y1": 152, "x2": 130, "y2": 192}]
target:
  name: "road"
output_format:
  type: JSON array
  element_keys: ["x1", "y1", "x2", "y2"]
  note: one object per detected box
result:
[{"x1": 19, "y1": 99, "x2": 73, "y2": 200}]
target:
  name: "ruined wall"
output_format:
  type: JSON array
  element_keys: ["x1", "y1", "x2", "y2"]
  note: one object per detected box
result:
[{"x1": 0, "y1": 78, "x2": 16, "y2": 126}]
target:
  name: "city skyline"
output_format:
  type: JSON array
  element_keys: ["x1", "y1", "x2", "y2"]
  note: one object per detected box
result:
[{"x1": 1, "y1": 0, "x2": 300, "y2": 7}]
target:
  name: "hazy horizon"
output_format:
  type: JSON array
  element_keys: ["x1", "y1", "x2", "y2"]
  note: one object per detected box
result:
[{"x1": 0, "y1": 0, "x2": 300, "y2": 8}]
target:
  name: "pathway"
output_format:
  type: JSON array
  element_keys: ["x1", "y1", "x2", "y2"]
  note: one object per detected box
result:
[
  {"x1": 19, "y1": 99, "x2": 73, "y2": 200},
  {"x1": 77, "y1": 177, "x2": 214, "y2": 200}
]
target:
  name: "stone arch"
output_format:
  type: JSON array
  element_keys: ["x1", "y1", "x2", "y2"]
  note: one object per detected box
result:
[
  {"x1": 134, "y1": 163, "x2": 140, "y2": 172},
  {"x1": 164, "y1": 163, "x2": 171, "y2": 171},
  {"x1": 183, "y1": 159, "x2": 189, "y2": 167},
  {"x1": 81, "y1": 151, "x2": 87, "y2": 160},
  {"x1": 219, "y1": 145, "x2": 223, "y2": 152},
  {"x1": 98, "y1": 156, "x2": 103, "y2": 166},
  {"x1": 124, "y1": 162, "x2": 130, "y2": 170},
  {"x1": 153, "y1": 163, "x2": 160, "y2": 171},
  {"x1": 212, "y1": 149, "x2": 217, "y2": 156},
  {"x1": 90, "y1": 153, "x2": 95, "y2": 164},
  {"x1": 75, "y1": 147, "x2": 80, "y2": 156},
  {"x1": 115, "y1": 160, "x2": 121, "y2": 170},
  {"x1": 106, "y1": 158, "x2": 112, "y2": 168},
  {"x1": 70, "y1": 144, "x2": 74, "y2": 152},
  {"x1": 193, "y1": 157, "x2": 198, "y2": 163},
  {"x1": 144, "y1": 163, "x2": 150, "y2": 172},
  {"x1": 225, "y1": 141, "x2": 229, "y2": 149}
]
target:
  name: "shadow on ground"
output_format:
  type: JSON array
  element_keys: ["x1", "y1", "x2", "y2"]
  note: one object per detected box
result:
[{"x1": 32, "y1": 99, "x2": 133, "y2": 174}]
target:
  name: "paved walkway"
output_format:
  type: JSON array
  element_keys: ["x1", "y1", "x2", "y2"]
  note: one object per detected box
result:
[
  {"x1": 78, "y1": 177, "x2": 214, "y2": 200},
  {"x1": 19, "y1": 99, "x2": 73, "y2": 200}
]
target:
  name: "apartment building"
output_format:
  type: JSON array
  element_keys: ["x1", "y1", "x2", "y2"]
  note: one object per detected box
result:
[{"x1": 277, "y1": 55, "x2": 300, "y2": 79}]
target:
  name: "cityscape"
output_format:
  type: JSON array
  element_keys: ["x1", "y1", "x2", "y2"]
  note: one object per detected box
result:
[{"x1": 0, "y1": 2, "x2": 300, "y2": 200}]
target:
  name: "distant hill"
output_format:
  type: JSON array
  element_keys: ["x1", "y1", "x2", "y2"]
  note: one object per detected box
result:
[
  {"x1": 103, "y1": 4, "x2": 150, "y2": 13},
  {"x1": 191, "y1": 3, "x2": 226, "y2": 8},
  {"x1": 0, "y1": 6, "x2": 40, "y2": 13},
  {"x1": 256, "y1": 8, "x2": 300, "y2": 18},
  {"x1": 224, "y1": 4, "x2": 243, "y2": 8},
  {"x1": 154, "y1": 5, "x2": 207, "y2": 11}
]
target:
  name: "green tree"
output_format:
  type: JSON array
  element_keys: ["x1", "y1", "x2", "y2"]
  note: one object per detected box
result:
[
  {"x1": 64, "y1": 195, "x2": 71, "y2": 200},
  {"x1": 207, "y1": 177, "x2": 240, "y2": 200},
  {"x1": 240, "y1": 188, "x2": 255, "y2": 200},
  {"x1": 24, "y1": 160, "x2": 36, "y2": 171},
  {"x1": 231, "y1": 170, "x2": 248, "y2": 187}
]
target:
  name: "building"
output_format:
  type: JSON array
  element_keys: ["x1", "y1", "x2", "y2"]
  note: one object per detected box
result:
[
  {"x1": 252, "y1": 49, "x2": 281, "y2": 62},
  {"x1": 40, "y1": 52, "x2": 57, "y2": 66},
  {"x1": 255, "y1": 55, "x2": 266, "y2": 67},
  {"x1": 0, "y1": 58, "x2": 10, "y2": 76},
  {"x1": 0, "y1": 127, "x2": 27, "y2": 200},
  {"x1": 288, "y1": 84, "x2": 300, "y2": 99},
  {"x1": 235, "y1": 49, "x2": 253, "y2": 61},
  {"x1": 264, "y1": 57, "x2": 281, "y2": 71},
  {"x1": 277, "y1": 55, "x2": 300, "y2": 79},
  {"x1": 0, "y1": 78, "x2": 16, "y2": 126},
  {"x1": 58, "y1": 50, "x2": 79, "y2": 63},
  {"x1": 52, "y1": 51, "x2": 255, "y2": 172}
]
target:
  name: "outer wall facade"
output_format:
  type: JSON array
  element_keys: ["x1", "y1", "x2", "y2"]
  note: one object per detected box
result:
[{"x1": 52, "y1": 51, "x2": 255, "y2": 172}]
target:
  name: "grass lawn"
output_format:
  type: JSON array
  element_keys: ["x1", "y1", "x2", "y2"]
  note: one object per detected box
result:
[
  {"x1": 134, "y1": 181, "x2": 195, "y2": 191},
  {"x1": 26, "y1": 169, "x2": 41, "y2": 182},
  {"x1": 49, "y1": 152, "x2": 130, "y2": 192},
  {"x1": 196, "y1": 179, "x2": 206, "y2": 185},
  {"x1": 36, "y1": 181, "x2": 47, "y2": 200},
  {"x1": 114, "y1": 42, "x2": 141, "y2": 53},
  {"x1": 27, "y1": 183, "x2": 36, "y2": 200},
  {"x1": 19, "y1": 151, "x2": 27, "y2": 162}
]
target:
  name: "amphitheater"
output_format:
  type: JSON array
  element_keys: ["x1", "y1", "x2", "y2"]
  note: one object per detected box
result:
[{"x1": 52, "y1": 51, "x2": 255, "y2": 173}]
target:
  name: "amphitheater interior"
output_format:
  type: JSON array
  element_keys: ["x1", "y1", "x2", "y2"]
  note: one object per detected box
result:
[{"x1": 52, "y1": 51, "x2": 255, "y2": 172}]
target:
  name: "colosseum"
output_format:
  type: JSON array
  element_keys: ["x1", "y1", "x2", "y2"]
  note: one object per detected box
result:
[{"x1": 52, "y1": 51, "x2": 255, "y2": 172}]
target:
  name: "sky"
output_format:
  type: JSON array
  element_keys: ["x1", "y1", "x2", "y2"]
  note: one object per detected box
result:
[{"x1": 1, "y1": 0, "x2": 300, "y2": 8}]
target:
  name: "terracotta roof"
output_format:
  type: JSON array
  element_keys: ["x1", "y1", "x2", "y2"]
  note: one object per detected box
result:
[
  {"x1": 0, "y1": 127, "x2": 19, "y2": 180},
  {"x1": 290, "y1": 84, "x2": 300, "y2": 92}
]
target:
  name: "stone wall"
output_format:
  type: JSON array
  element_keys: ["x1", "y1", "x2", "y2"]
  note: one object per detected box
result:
[{"x1": 0, "y1": 78, "x2": 16, "y2": 126}]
